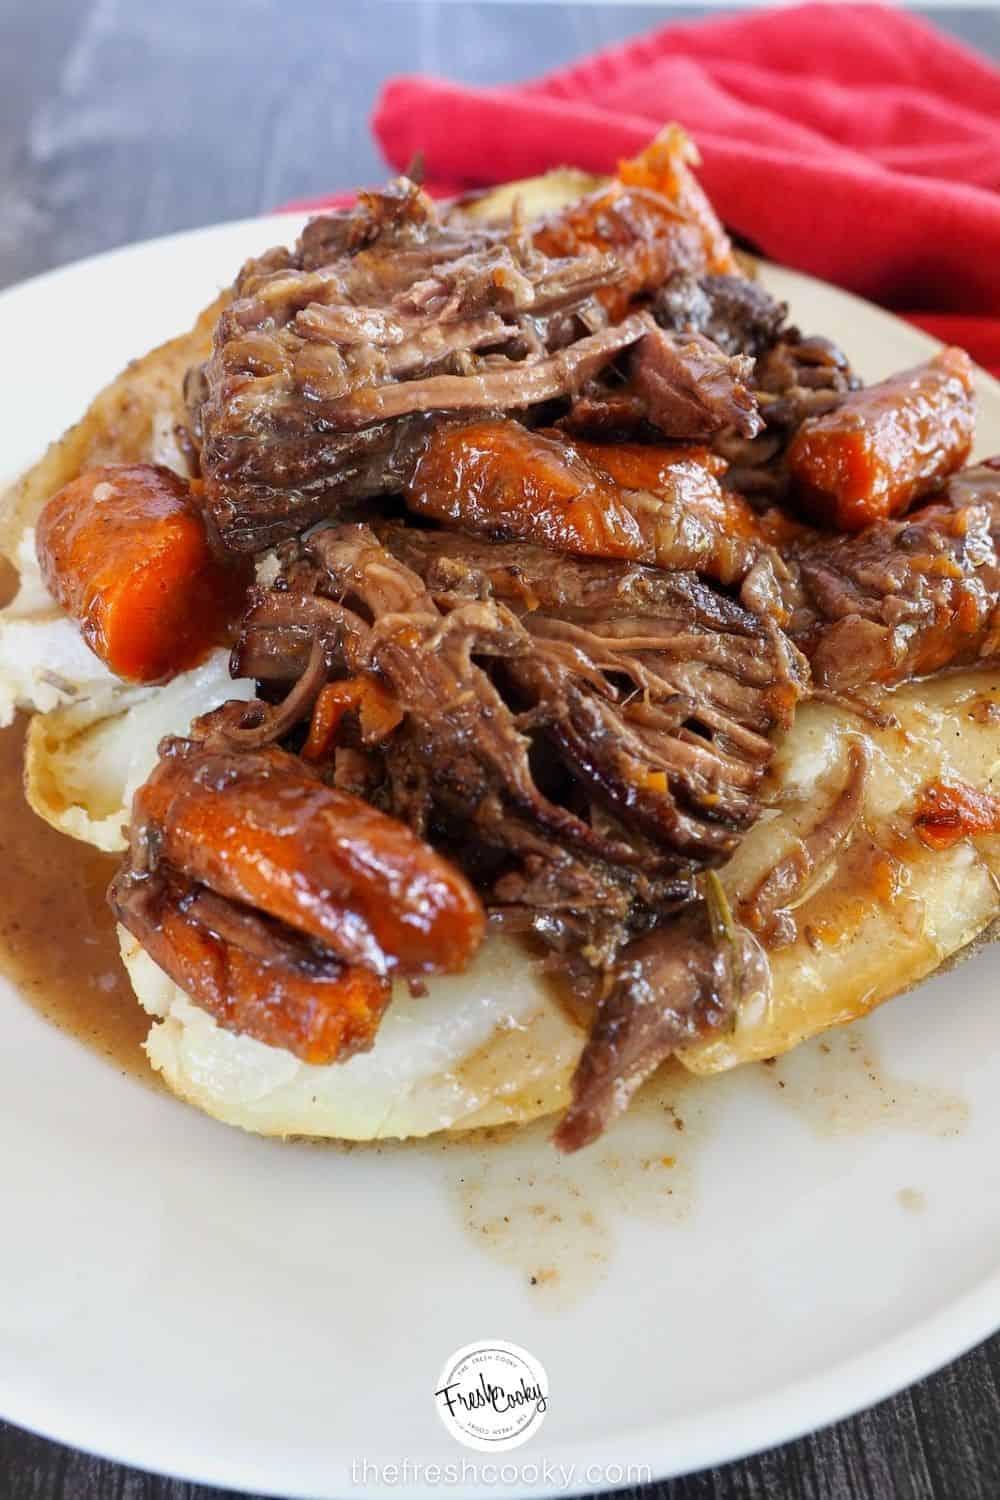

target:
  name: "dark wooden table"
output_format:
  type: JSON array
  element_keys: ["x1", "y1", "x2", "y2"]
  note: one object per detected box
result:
[{"x1": 2, "y1": 2, "x2": 1000, "y2": 1496}]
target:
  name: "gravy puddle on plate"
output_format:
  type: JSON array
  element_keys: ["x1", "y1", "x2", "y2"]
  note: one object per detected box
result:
[{"x1": 0, "y1": 718, "x2": 154, "y2": 1083}]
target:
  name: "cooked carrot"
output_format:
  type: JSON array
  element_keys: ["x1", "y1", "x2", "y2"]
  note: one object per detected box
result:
[
  {"x1": 787, "y1": 348, "x2": 975, "y2": 531},
  {"x1": 111, "y1": 869, "x2": 390, "y2": 1065},
  {"x1": 302, "y1": 675, "x2": 403, "y2": 762},
  {"x1": 36, "y1": 464, "x2": 251, "y2": 682},
  {"x1": 405, "y1": 420, "x2": 757, "y2": 584},
  {"x1": 133, "y1": 741, "x2": 485, "y2": 977},
  {"x1": 616, "y1": 127, "x2": 737, "y2": 274},
  {"x1": 533, "y1": 126, "x2": 737, "y2": 320},
  {"x1": 914, "y1": 778, "x2": 1000, "y2": 851}
]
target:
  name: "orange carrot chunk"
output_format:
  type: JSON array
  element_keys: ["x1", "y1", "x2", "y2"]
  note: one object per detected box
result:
[
  {"x1": 533, "y1": 126, "x2": 737, "y2": 321},
  {"x1": 787, "y1": 348, "x2": 975, "y2": 532},
  {"x1": 110, "y1": 869, "x2": 391, "y2": 1066},
  {"x1": 914, "y1": 778, "x2": 1000, "y2": 851},
  {"x1": 36, "y1": 464, "x2": 251, "y2": 683},
  {"x1": 134, "y1": 742, "x2": 485, "y2": 977},
  {"x1": 405, "y1": 420, "x2": 756, "y2": 585},
  {"x1": 302, "y1": 675, "x2": 403, "y2": 762}
]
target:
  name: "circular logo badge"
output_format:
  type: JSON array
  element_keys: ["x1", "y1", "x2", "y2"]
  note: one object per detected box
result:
[{"x1": 434, "y1": 1340, "x2": 549, "y2": 1451}]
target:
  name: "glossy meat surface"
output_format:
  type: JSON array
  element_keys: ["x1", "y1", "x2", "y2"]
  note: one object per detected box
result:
[
  {"x1": 197, "y1": 181, "x2": 648, "y2": 552},
  {"x1": 627, "y1": 326, "x2": 761, "y2": 441},
  {"x1": 789, "y1": 460, "x2": 1000, "y2": 690},
  {"x1": 229, "y1": 523, "x2": 805, "y2": 1020},
  {"x1": 197, "y1": 131, "x2": 741, "y2": 554},
  {"x1": 554, "y1": 898, "x2": 768, "y2": 1151}
]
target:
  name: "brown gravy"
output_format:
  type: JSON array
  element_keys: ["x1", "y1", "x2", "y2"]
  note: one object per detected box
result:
[{"x1": 0, "y1": 717, "x2": 154, "y2": 1081}]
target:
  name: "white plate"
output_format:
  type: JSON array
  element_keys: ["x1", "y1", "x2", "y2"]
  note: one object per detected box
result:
[{"x1": 2, "y1": 218, "x2": 1000, "y2": 1499}]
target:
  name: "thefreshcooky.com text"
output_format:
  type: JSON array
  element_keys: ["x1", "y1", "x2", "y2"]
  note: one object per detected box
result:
[{"x1": 350, "y1": 1457, "x2": 652, "y2": 1488}]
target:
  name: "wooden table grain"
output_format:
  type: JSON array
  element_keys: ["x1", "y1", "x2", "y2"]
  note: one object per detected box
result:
[{"x1": 2, "y1": 3, "x2": 999, "y2": 1496}]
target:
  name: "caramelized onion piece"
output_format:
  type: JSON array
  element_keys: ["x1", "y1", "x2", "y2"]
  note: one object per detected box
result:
[{"x1": 740, "y1": 741, "x2": 870, "y2": 943}]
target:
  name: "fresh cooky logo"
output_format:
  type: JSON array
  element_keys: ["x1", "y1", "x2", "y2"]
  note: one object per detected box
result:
[{"x1": 435, "y1": 1341, "x2": 548, "y2": 1451}]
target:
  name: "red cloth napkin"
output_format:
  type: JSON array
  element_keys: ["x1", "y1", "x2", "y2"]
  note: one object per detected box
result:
[{"x1": 346, "y1": 3, "x2": 1000, "y2": 377}]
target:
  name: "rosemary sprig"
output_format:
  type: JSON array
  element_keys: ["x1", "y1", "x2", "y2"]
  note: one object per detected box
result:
[
  {"x1": 704, "y1": 868, "x2": 738, "y2": 948},
  {"x1": 704, "y1": 869, "x2": 743, "y2": 1033}
]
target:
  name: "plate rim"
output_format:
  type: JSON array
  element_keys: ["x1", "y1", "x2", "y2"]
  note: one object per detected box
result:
[{"x1": 1, "y1": 1265, "x2": 994, "y2": 1498}]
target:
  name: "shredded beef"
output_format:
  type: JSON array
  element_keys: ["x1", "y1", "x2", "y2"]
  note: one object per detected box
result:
[
  {"x1": 372, "y1": 523, "x2": 769, "y2": 635},
  {"x1": 650, "y1": 269, "x2": 859, "y2": 500},
  {"x1": 654, "y1": 271, "x2": 789, "y2": 359},
  {"x1": 121, "y1": 155, "x2": 1000, "y2": 1152},
  {"x1": 717, "y1": 332, "x2": 859, "y2": 502},
  {"x1": 627, "y1": 327, "x2": 761, "y2": 440},
  {"x1": 787, "y1": 461, "x2": 1000, "y2": 690},
  {"x1": 195, "y1": 179, "x2": 665, "y2": 552},
  {"x1": 564, "y1": 272, "x2": 853, "y2": 480},
  {"x1": 554, "y1": 896, "x2": 771, "y2": 1151},
  {"x1": 232, "y1": 523, "x2": 804, "y2": 975}
]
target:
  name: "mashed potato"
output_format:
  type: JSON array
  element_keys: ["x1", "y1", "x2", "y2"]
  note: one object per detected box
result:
[{"x1": 111, "y1": 670, "x2": 1000, "y2": 1138}]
